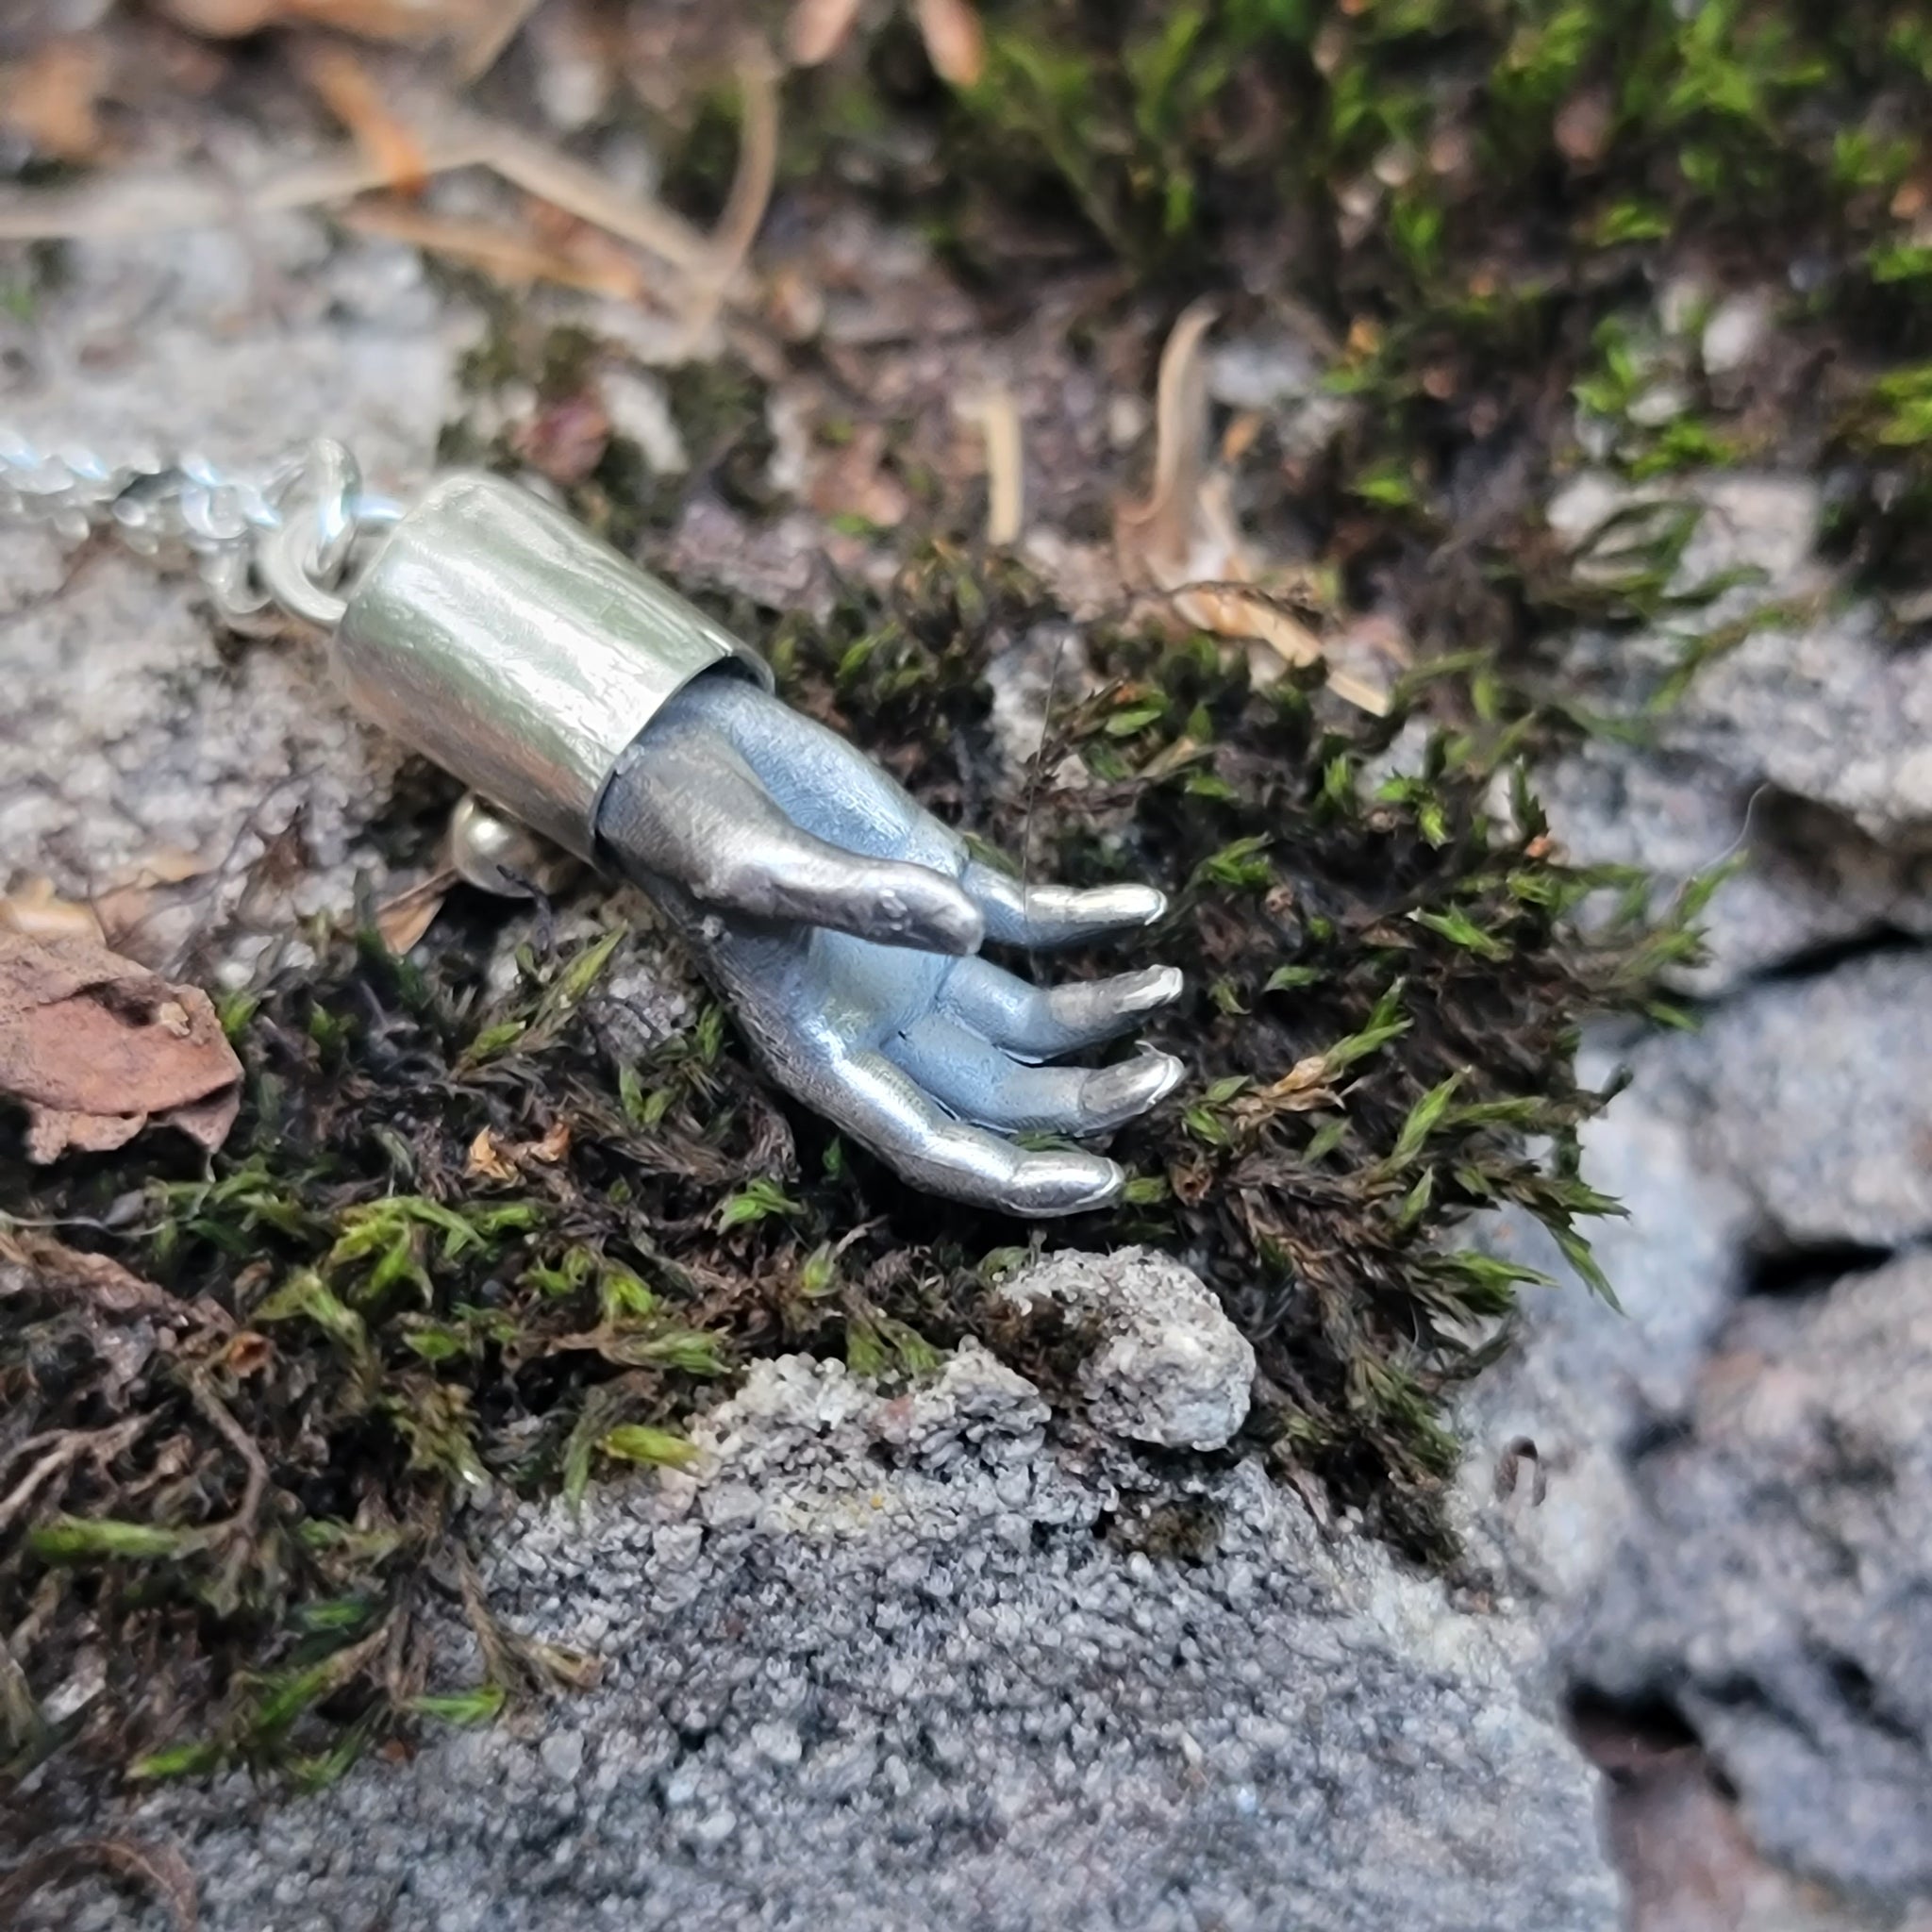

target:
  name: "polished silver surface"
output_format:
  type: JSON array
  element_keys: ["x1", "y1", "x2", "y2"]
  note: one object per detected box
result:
[
  {"x1": 333, "y1": 471, "x2": 772, "y2": 859},
  {"x1": 445, "y1": 791, "x2": 577, "y2": 897},
  {"x1": 0, "y1": 429, "x2": 391, "y2": 627}
]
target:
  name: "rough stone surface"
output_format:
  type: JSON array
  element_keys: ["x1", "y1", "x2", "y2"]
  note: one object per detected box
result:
[
  {"x1": 1667, "y1": 599, "x2": 1932, "y2": 847},
  {"x1": 993, "y1": 1244, "x2": 1256, "y2": 1451},
  {"x1": 1540, "y1": 471, "x2": 1932, "y2": 994},
  {"x1": 1666, "y1": 951, "x2": 1932, "y2": 1250},
  {"x1": 38, "y1": 1346, "x2": 1618, "y2": 1932},
  {"x1": 1537, "y1": 746, "x2": 1932, "y2": 993},
  {"x1": 1454, "y1": 1037, "x2": 1754, "y2": 1603},
  {"x1": 1455, "y1": 977, "x2": 1932, "y2": 1925},
  {"x1": 1565, "y1": 1252, "x2": 1932, "y2": 1907},
  {"x1": 0, "y1": 189, "x2": 477, "y2": 970}
]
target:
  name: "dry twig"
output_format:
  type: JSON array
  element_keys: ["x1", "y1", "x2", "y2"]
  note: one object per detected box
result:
[
  {"x1": 1117, "y1": 302, "x2": 1391, "y2": 714},
  {"x1": 958, "y1": 387, "x2": 1024, "y2": 545}
]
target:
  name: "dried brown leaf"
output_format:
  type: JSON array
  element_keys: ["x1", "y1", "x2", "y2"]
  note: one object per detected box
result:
[
  {"x1": 92, "y1": 848, "x2": 216, "y2": 953},
  {"x1": 959, "y1": 387, "x2": 1024, "y2": 545},
  {"x1": 303, "y1": 42, "x2": 430, "y2": 192},
  {"x1": 1117, "y1": 298, "x2": 1220, "y2": 582},
  {"x1": 467, "y1": 1127, "x2": 519, "y2": 1185},
  {"x1": 374, "y1": 868, "x2": 457, "y2": 955},
  {"x1": 469, "y1": 1119, "x2": 570, "y2": 1182},
  {"x1": 1173, "y1": 582, "x2": 1324, "y2": 668},
  {"x1": 162, "y1": 0, "x2": 477, "y2": 38},
  {"x1": 453, "y1": 0, "x2": 545, "y2": 81},
  {"x1": 1235, "y1": 1055, "x2": 1343, "y2": 1121},
  {"x1": 0, "y1": 1229, "x2": 180, "y2": 1321},
  {"x1": 0, "y1": 37, "x2": 109, "y2": 164},
  {"x1": 673, "y1": 45, "x2": 781, "y2": 346},
  {"x1": 807, "y1": 421, "x2": 911, "y2": 528},
  {"x1": 153, "y1": 0, "x2": 280, "y2": 29},
  {"x1": 511, "y1": 387, "x2": 614, "y2": 484},
  {"x1": 0, "y1": 1416, "x2": 153, "y2": 1536},
  {"x1": 223, "y1": 1331, "x2": 275, "y2": 1378},
  {"x1": 0, "y1": 112, "x2": 711, "y2": 280},
  {"x1": 0, "y1": 935, "x2": 242, "y2": 1164},
  {"x1": 1113, "y1": 304, "x2": 1390, "y2": 717},
  {"x1": 339, "y1": 200, "x2": 647, "y2": 299}
]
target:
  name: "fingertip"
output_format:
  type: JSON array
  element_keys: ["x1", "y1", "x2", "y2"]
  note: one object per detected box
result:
[
  {"x1": 1135, "y1": 964, "x2": 1186, "y2": 1012},
  {"x1": 940, "y1": 897, "x2": 987, "y2": 956},
  {"x1": 1078, "y1": 883, "x2": 1168, "y2": 928},
  {"x1": 1001, "y1": 1152, "x2": 1124, "y2": 1218},
  {"x1": 1080, "y1": 1045, "x2": 1186, "y2": 1130},
  {"x1": 1140, "y1": 1046, "x2": 1187, "y2": 1108}
]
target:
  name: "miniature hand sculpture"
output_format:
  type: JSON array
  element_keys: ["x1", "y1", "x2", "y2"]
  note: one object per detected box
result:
[
  {"x1": 326, "y1": 468, "x2": 1183, "y2": 1216},
  {"x1": 595, "y1": 674, "x2": 1184, "y2": 1215}
]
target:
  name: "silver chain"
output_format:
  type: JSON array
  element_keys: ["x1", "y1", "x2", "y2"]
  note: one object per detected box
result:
[{"x1": 0, "y1": 431, "x2": 400, "y2": 628}]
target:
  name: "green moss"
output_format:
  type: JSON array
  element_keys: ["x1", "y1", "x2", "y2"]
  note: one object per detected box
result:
[
  {"x1": 20, "y1": 0, "x2": 1866, "y2": 1792},
  {"x1": 0, "y1": 533, "x2": 1711, "y2": 1787},
  {"x1": 770, "y1": 0, "x2": 1932, "y2": 597}
]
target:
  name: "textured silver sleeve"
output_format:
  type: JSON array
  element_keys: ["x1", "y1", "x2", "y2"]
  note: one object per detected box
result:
[{"x1": 331, "y1": 471, "x2": 771, "y2": 860}]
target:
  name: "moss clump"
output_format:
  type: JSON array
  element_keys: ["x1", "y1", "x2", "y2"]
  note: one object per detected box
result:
[
  {"x1": 1, "y1": 534, "x2": 1708, "y2": 1794},
  {"x1": 780, "y1": 0, "x2": 1932, "y2": 597},
  {"x1": 761, "y1": 552, "x2": 1710, "y2": 1543}
]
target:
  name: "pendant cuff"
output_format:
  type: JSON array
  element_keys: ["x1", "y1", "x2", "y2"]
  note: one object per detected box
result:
[{"x1": 332, "y1": 471, "x2": 771, "y2": 861}]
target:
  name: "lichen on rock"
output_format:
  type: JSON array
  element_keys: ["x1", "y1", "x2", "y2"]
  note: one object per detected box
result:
[{"x1": 991, "y1": 1246, "x2": 1254, "y2": 1452}]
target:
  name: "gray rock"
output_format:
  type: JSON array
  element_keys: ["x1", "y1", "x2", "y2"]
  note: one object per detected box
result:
[
  {"x1": 1455, "y1": 1037, "x2": 1755, "y2": 1604},
  {"x1": 538, "y1": 1728, "x2": 586, "y2": 1785},
  {"x1": 1536, "y1": 747, "x2": 1932, "y2": 995},
  {"x1": 994, "y1": 1246, "x2": 1256, "y2": 1451},
  {"x1": 1451, "y1": 1021, "x2": 1932, "y2": 1928},
  {"x1": 0, "y1": 196, "x2": 476, "y2": 967},
  {"x1": 985, "y1": 621, "x2": 1094, "y2": 780},
  {"x1": 1206, "y1": 328, "x2": 1357, "y2": 461},
  {"x1": 1539, "y1": 470, "x2": 1932, "y2": 993},
  {"x1": 1701, "y1": 291, "x2": 1775, "y2": 379},
  {"x1": 1564, "y1": 1251, "x2": 1932, "y2": 1909},
  {"x1": 1672, "y1": 951, "x2": 1932, "y2": 1250},
  {"x1": 45, "y1": 1347, "x2": 1619, "y2": 1932},
  {"x1": 1666, "y1": 604, "x2": 1932, "y2": 849}
]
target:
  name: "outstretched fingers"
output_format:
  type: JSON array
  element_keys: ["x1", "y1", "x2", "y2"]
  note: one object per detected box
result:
[
  {"x1": 889, "y1": 1017, "x2": 1183, "y2": 1136},
  {"x1": 939, "y1": 958, "x2": 1185, "y2": 1059},
  {"x1": 821, "y1": 1048, "x2": 1127, "y2": 1218},
  {"x1": 961, "y1": 862, "x2": 1168, "y2": 950}
]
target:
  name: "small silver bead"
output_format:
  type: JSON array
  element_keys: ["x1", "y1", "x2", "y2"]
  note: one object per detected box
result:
[{"x1": 446, "y1": 793, "x2": 572, "y2": 898}]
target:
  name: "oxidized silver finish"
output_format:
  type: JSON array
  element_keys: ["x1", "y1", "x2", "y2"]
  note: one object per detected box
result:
[
  {"x1": 596, "y1": 674, "x2": 1184, "y2": 1217},
  {"x1": 333, "y1": 472, "x2": 772, "y2": 860}
]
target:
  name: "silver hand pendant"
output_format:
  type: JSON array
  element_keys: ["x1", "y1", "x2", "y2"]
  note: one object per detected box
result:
[{"x1": 15, "y1": 439, "x2": 1183, "y2": 1217}]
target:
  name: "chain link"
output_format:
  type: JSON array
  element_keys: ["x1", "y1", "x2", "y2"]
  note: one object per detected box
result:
[{"x1": 0, "y1": 431, "x2": 396, "y2": 628}]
